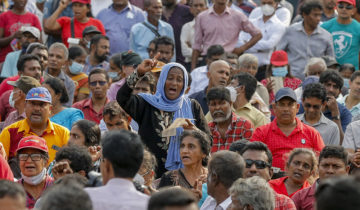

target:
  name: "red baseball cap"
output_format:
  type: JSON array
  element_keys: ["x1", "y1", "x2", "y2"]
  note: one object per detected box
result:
[
  {"x1": 16, "y1": 136, "x2": 48, "y2": 154},
  {"x1": 72, "y1": 0, "x2": 91, "y2": 4},
  {"x1": 270, "y1": 50, "x2": 288, "y2": 66},
  {"x1": 338, "y1": 0, "x2": 356, "y2": 6}
]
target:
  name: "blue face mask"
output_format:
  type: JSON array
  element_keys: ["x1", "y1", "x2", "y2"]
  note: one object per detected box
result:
[
  {"x1": 107, "y1": 71, "x2": 118, "y2": 79},
  {"x1": 272, "y1": 66, "x2": 288, "y2": 77},
  {"x1": 69, "y1": 61, "x2": 84, "y2": 75},
  {"x1": 344, "y1": 78, "x2": 350, "y2": 89}
]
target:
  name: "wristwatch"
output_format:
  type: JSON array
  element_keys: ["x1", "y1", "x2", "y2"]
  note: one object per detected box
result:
[{"x1": 332, "y1": 115, "x2": 340, "y2": 120}]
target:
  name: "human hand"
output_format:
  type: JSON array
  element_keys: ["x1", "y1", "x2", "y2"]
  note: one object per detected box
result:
[
  {"x1": 182, "y1": 119, "x2": 198, "y2": 130},
  {"x1": 266, "y1": 78, "x2": 274, "y2": 93},
  {"x1": 88, "y1": 145, "x2": 102, "y2": 163},
  {"x1": 326, "y1": 95, "x2": 340, "y2": 116},
  {"x1": 52, "y1": 161, "x2": 73, "y2": 180},
  {"x1": 232, "y1": 46, "x2": 246, "y2": 56},
  {"x1": 59, "y1": 0, "x2": 71, "y2": 9},
  {"x1": 190, "y1": 179, "x2": 203, "y2": 201},
  {"x1": 137, "y1": 53, "x2": 159, "y2": 77}
]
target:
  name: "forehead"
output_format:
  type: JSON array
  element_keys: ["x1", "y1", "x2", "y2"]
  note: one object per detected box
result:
[
  {"x1": 192, "y1": 0, "x2": 206, "y2": 5},
  {"x1": 135, "y1": 80, "x2": 150, "y2": 88},
  {"x1": 25, "y1": 59, "x2": 41, "y2": 67},
  {"x1": 209, "y1": 62, "x2": 230, "y2": 72},
  {"x1": 32, "y1": 48, "x2": 48, "y2": 55},
  {"x1": 49, "y1": 47, "x2": 65, "y2": 56},
  {"x1": 167, "y1": 67, "x2": 184, "y2": 77},
  {"x1": 276, "y1": 97, "x2": 296, "y2": 104},
  {"x1": 104, "y1": 114, "x2": 126, "y2": 121},
  {"x1": 89, "y1": 73, "x2": 107, "y2": 82},
  {"x1": 18, "y1": 148, "x2": 42, "y2": 154},
  {"x1": 181, "y1": 135, "x2": 201, "y2": 145},
  {"x1": 303, "y1": 97, "x2": 323, "y2": 104},
  {"x1": 320, "y1": 157, "x2": 346, "y2": 165},
  {"x1": 97, "y1": 38, "x2": 109, "y2": 45},
  {"x1": 157, "y1": 44, "x2": 173, "y2": 51},
  {"x1": 242, "y1": 149, "x2": 269, "y2": 162}
]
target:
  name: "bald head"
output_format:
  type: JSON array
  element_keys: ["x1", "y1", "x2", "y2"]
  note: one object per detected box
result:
[{"x1": 208, "y1": 60, "x2": 231, "y2": 87}]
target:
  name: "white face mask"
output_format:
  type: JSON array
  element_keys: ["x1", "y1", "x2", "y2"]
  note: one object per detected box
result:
[
  {"x1": 226, "y1": 86, "x2": 239, "y2": 102},
  {"x1": 21, "y1": 168, "x2": 46, "y2": 185},
  {"x1": 261, "y1": 4, "x2": 275, "y2": 16},
  {"x1": 9, "y1": 91, "x2": 15, "y2": 108}
]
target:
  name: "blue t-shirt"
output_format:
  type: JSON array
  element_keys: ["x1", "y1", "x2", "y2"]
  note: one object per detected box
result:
[
  {"x1": 50, "y1": 108, "x2": 84, "y2": 131},
  {"x1": 321, "y1": 18, "x2": 360, "y2": 70}
]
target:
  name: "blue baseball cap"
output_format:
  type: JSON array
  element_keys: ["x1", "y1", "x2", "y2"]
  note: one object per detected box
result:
[
  {"x1": 25, "y1": 87, "x2": 52, "y2": 103},
  {"x1": 275, "y1": 87, "x2": 297, "y2": 102}
]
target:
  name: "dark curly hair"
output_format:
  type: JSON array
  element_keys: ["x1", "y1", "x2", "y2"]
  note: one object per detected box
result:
[
  {"x1": 180, "y1": 130, "x2": 211, "y2": 166},
  {"x1": 55, "y1": 145, "x2": 92, "y2": 175}
]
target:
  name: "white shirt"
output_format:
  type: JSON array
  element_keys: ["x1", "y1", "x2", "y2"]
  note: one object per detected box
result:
[
  {"x1": 180, "y1": 20, "x2": 195, "y2": 63},
  {"x1": 92, "y1": 0, "x2": 113, "y2": 17},
  {"x1": 249, "y1": 5, "x2": 291, "y2": 26},
  {"x1": 200, "y1": 196, "x2": 232, "y2": 210},
  {"x1": 238, "y1": 14, "x2": 286, "y2": 66},
  {"x1": 188, "y1": 65, "x2": 208, "y2": 96}
]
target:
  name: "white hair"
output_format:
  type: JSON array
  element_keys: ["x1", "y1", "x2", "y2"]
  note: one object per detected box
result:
[
  {"x1": 304, "y1": 57, "x2": 326, "y2": 75},
  {"x1": 229, "y1": 176, "x2": 275, "y2": 210},
  {"x1": 238, "y1": 53, "x2": 258, "y2": 67},
  {"x1": 49, "y1": 42, "x2": 69, "y2": 60}
]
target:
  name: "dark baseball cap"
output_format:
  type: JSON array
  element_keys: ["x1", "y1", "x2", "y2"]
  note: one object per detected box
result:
[
  {"x1": 121, "y1": 52, "x2": 142, "y2": 66},
  {"x1": 82, "y1": 26, "x2": 101, "y2": 37},
  {"x1": 275, "y1": 87, "x2": 297, "y2": 102},
  {"x1": 7, "y1": 76, "x2": 41, "y2": 94}
]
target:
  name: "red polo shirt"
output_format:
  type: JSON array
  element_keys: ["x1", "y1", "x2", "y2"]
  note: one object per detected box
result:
[
  {"x1": 291, "y1": 180, "x2": 317, "y2": 210},
  {"x1": 251, "y1": 117, "x2": 325, "y2": 171},
  {"x1": 269, "y1": 176, "x2": 311, "y2": 198},
  {"x1": 72, "y1": 98, "x2": 109, "y2": 124}
]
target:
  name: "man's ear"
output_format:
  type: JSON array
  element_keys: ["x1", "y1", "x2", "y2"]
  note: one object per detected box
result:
[
  {"x1": 78, "y1": 170, "x2": 86, "y2": 177},
  {"x1": 269, "y1": 167, "x2": 274, "y2": 180}
]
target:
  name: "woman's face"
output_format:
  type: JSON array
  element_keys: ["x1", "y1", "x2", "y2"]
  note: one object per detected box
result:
[
  {"x1": 164, "y1": 67, "x2": 184, "y2": 100},
  {"x1": 68, "y1": 125, "x2": 86, "y2": 146},
  {"x1": 73, "y1": 54, "x2": 87, "y2": 65},
  {"x1": 19, "y1": 148, "x2": 47, "y2": 177},
  {"x1": 180, "y1": 136, "x2": 205, "y2": 167},
  {"x1": 13, "y1": 0, "x2": 27, "y2": 9},
  {"x1": 42, "y1": 84, "x2": 60, "y2": 106},
  {"x1": 109, "y1": 59, "x2": 122, "y2": 76},
  {"x1": 72, "y1": 3, "x2": 89, "y2": 19},
  {"x1": 286, "y1": 153, "x2": 313, "y2": 184}
]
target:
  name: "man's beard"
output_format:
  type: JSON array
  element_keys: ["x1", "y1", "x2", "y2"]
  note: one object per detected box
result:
[
  {"x1": 213, "y1": 110, "x2": 232, "y2": 123},
  {"x1": 95, "y1": 51, "x2": 108, "y2": 63}
]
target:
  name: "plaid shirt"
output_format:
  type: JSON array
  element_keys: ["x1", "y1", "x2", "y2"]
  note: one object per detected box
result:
[
  {"x1": 209, "y1": 112, "x2": 254, "y2": 153},
  {"x1": 275, "y1": 192, "x2": 296, "y2": 210}
]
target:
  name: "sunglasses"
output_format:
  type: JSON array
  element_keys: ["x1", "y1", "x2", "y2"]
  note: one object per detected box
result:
[
  {"x1": 338, "y1": 4, "x2": 354, "y2": 10},
  {"x1": 89, "y1": 81, "x2": 107, "y2": 87},
  {"x1": 245, "y1": 159, "x2": 271, "y2": 169},
  {"x1": 304, "y1": 103, "x2": 321, "y2": 110},
  {"x1": 18, "y1": 153, "x2": 44, "y2": 161}
]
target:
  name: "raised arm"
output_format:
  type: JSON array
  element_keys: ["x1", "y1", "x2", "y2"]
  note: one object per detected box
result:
[{"x1": 44, "y1": 0, "x2": 70, "y2": 31}]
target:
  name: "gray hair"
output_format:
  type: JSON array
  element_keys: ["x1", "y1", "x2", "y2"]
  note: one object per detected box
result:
[
  {"x1": 304, "y1": 57, "x2": 326, "y2": 75},
  {"x1": 230, "y1": 176, "x2": 275, "y2": 210},
  {"x1": 49, "y1": 42, "x2": 69, "y2": 60},
  {"x1": 238, "y1": 53, "x2": 258, "y2": 67}
]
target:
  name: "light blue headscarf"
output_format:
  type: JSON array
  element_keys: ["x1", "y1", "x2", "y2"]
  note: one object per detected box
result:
[{"x1": 139, "y1": 63, "x2": 194, "y2": 170}]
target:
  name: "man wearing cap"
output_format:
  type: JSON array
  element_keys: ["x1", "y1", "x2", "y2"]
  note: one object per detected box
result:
[
  {"x1": 251, "y1": 87, "x2": 325, "y2": 175},
  {"x1": 107, "y1": 51, "x2": 142, "y2": 101},
  {"x1": 321, "y1": 0, "x2": 360, "y2": 70},
  {"x1": 80, "y1": 25, "x2": 101, "y2": 52},
  {"x1": 0, "y1": 76, "x2": 41, "y2": 132},
  {"x1": 1, "y1": 26, "x2": 41, "y2": 78},
  {"x1": 97, "y1": 0, "x2": 145, "y2": 55},
  {"x1": 277, "y1": 0, "x2": 334, "y2": 81},
  {"x1": 0, "y1": 87, "x2": 69, "y2": 167}
]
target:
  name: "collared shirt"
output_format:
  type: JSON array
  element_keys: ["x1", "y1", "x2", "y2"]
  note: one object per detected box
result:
[
  {"x1": 0, "y1": 118, "x2": 69, "y2": 162},
  {"x1": 200, "y1": 196, "x2": 232, "y2": 210},
  {"x1": 97, "y1": 4, "x2": 145, "y2": 55},
  {"x1": 72, "y1": 98, "x2": 110, "y2": 124},
  {"x1": 130, "y1": 19, "x2": 175, "y2": 60},
  {"x1": 193, "y1": 6, "x2": 260, "y2": 55},
  {"x1": 189, "y1": 86, "x2": 208, "y2": 114},
  {"x1": 107, "y1": 78, "x2": 125, "y2": 101},
  {"x1": 269, "y1": 176, "x2": 311, "y2": 198},
  {"x1": 291, "y1": 180, "x2": 317, "y2": 210},
  {"x1": 44, "y1": 69, "x2": 75, "y2": 107},
  {"x1": 208, "y1": 112, "x2": 254, "y2": 153},
  {"x1": 85, "y1": 178, "x2": 149, "y2": 210},
  {"x1": 19, "y1": 175, "x2": 54, "y2": 209},
  {"x1": 0, "y1": 110, "x2": 25, "y2": 132},
  {"x1": 0, "y1": 50, "x2": 21, "y2": 77},
  {"x1": 277, "y1": 21, "x2": 334, "y2": 80},
  {"x1": 337, "y1": 94, "x2": 360, "y2": 118},
  {"x1": 342, "y1": 120, "x2": 360, "y2": 150},
  {"x1": 251, "y1": 117, "x2": 325, "y2": 170},
  {"x1": 188, "y1": 65, "x2": 208, "y2": 96},
  {"x1": 298, "y1": 113, "x2": 340, "y2": 145},
  {"x1": 238, "y1": 14, "x2": 286, "y2": 66},
  {"x1": 83, "y1": 55, "x2": 110, "y2": 75},
  {"x1": 275, "y1": 192, "x2": 297, "y2": 210},
  {"x1": 249, "y1": 5, "x2": 291, "y2": 26},
  {"x1": 180, "y1": 20, "x2": 195, "y2": 62}
]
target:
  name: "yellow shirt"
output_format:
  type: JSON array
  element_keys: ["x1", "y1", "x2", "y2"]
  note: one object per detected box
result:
[
  {"x1": 205, "y1": 102, "x2": 270, "y2": 128},
  {"x1": 0, "y1": 119, "x2": 69, "y2": 163}
]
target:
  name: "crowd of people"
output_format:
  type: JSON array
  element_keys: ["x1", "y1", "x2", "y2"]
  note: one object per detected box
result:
[{"x1": 2, "y1": 0, "x2": 360, "y2": 209}]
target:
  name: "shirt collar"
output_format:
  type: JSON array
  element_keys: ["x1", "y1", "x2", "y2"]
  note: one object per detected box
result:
[
  {"x1": 209, "y1": 5, "x2": 231, "y2": 15},
  {"x1": 271, "y1": 117, "x2": 304, "y2": 133},
  {"x1": 19, "y1": 119, "x2": 56, "y2": 135},
  {"x1": 218, "y1": 196, "x2": 232, "y2": 209},
  {"x1": 233, "y1": 102, "x2": 252, "y2": 112},
  {"x1": 111, "y1": 3, "x2": 131, "y2": 13},
  {"x1": 295, "y1": 21, "x2": 320, "y2": 34}
]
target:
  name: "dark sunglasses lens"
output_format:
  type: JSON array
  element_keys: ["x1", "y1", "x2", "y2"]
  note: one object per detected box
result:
[{"x1": 245, "y1": 159, "x2": 267, "y2": 169}]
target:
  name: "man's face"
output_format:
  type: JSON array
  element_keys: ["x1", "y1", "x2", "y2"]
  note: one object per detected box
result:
[
  {"x1": 207, "y1": 62, "x2": 231, "y2": 87},
  {"x1": 303, "y1": 97, "x2": 325, "y2": 121},
  {"x1": 22, "y1": 60, "x2": 41, "y2": 81},
  {"x1": 350, "y1": 76, "x2": 360, "y2": 99},
  {"x1": 337, "y1": 2, "x2": 355, "y2": 19},
  {"x1": 25, "y1": 100, "x2": 51, "y2": 127},
  {"x1": 322, "y1": 81, "x2": 341, "y2": 97},
  {"x1": 89, "y1": 73, "x2": 109, "y2": 100},
  {"x1": 146, "y1": 0, "x2": 163, "y2": 21},
  {"x1": 20, "y1": 32, "x2": 37, "y2": 49},
  {"x1": 157, "y1": 44, "x2": 174, "y2": 64},
  {"x1": 190, "y1": 0, "x2": 207, "y2": 16},
  {"x1": 31, "y1": 48, "x2": 48, "y2": 70},
  {"x1": 208, "y1": 99, "x2": 232, "y2": 123},
  {"x1": 94, "y1": 39, "x2": 110, "y2": 63},
  {"x1": 307, "y1": 62, "x2": 325, "y2": 77},
  {"x1": 303, "y1": 8, "x2": 322, "y2": 29},
  {"x1": 133, "y1": 81, "x2": 152, "y2": 94},
  {"x1": 242, "y1": 150, "x2": 272, "y2": 181},
  {"x1": 103, "y1": 114, "x2": 129, "y2": 131},
  {"x1": 261, "y1": 0, "x2": 276, "y2": 8},
  {"x1": 323, "y1": 0, "x2": 337, "y2": 9},
  {"x1": 318, "y1": 157, "x2": 349, "y2": 180},
  {"x1": 48, "y1": 47, "x2": 67, "y2": 71},
  {"x1": 147, "y1": 42, "x2": 156, "y2": 59},
  {"x1": 239, "y1": 62, "x2": 258, "y2": 77},
  {"x1": 0, "y1": 195, "x2": 26, "y2": 210},
  {"x1": 273, "y1": 98, "x2": 299, "y2": 125}
]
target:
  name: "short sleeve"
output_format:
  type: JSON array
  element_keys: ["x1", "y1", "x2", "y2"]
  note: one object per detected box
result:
[{"x1": 56, "y1": 16, "x2": 70, "y2": 29}]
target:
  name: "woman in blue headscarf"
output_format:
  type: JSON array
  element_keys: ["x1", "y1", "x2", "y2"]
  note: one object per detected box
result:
[{"x1": 117, "y1": 56, "x2": 210, "y2": 177}]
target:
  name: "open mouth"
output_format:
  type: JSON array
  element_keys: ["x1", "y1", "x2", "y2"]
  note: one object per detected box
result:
[
  {"x1": 181, "y1": 156, "x2": 190, "y2": 161},
  {"x1": 168, "y1": 88, "x2": 177, "y2": 94},
  {"x1": 293, "y1": 172, "x2": 303, "y2": 178}
]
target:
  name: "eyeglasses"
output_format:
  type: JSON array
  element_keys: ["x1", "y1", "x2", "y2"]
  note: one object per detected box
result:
[
  {"x1": 18, "y1": 153, "x2": 44, "y2": 161},
  {"x1": 304, "y1": 103, "x2": 322, "y2": 110},
  {"x1": 338, "y1": 4, "x2": 354, "y2": 10},
  {"x1": 89, "y1": 81, "x2": 107, "y2": 87},
  {"x1": 245, "y1": 159, "x2": 271, "y2": 169}
]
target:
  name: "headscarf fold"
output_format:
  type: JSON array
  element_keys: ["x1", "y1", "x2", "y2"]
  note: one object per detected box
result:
[{"x1": 139, "y1": 63, "x2": 194, "y2": 170}]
